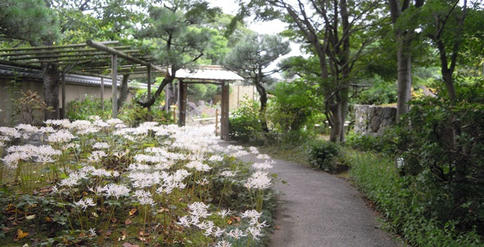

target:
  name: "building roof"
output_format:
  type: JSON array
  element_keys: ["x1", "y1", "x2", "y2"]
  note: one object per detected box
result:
[
  {"x1": 0, "y1": 63, "x2": 128, "y2": 88},
  {"x1": 174, "y1": 65, "x2": 243, "y2": 83}
]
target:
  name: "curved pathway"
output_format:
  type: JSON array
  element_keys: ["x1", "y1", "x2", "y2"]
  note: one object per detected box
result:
[{"x1": 241, "y1": 154, "x2": 400, "y2": 247}]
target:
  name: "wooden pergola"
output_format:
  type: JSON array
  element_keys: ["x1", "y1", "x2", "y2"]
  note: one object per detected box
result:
[
  {"x1": 0, "y1": 40, "x2": 165, "y2": 118},
  {"x1": 174, "y1": 65, "x2": 243, "y2": 140},
  {"x1": 0, "y1": 41, "x2": 243, "y2": 140}
]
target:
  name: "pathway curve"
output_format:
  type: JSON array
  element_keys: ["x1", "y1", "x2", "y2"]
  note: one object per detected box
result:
[{"x1": 240, "y1": 154, "x2": 400, "y2": 247}]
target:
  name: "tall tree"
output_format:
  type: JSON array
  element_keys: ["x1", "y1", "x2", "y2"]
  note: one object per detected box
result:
[
  {"x1": 136, "y1": 0, "x2": 220, "y2": 108},
  {"x1": 239, "y1": 0, "x2": 382, "y2": 142},
  {"x1": 388, "y1": 0, "x2": 425, "y2": 119},
  {"x1": 224, "y1": 33, "x2": 290, "y2": 132}
]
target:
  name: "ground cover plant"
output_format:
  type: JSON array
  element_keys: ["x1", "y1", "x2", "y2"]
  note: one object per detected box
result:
[{"x1": 0, "y1": 118, "x2": 276, "y2": 246}]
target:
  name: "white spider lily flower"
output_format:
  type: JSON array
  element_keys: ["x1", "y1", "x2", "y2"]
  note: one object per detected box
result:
[
  {"x1": 133, "y1": 190, "x2": 155, "y2": 205},
  {"x1": 74, "y1": 198, "x2": 96, "y2": 210},
  {"x1": 244, "y1": 171, "x2": 271, "y2": 190},
  {"x1": 217, "y1": 209, "x2": 232, "y2": 218},
  {"x1": 0, "y1": 127, "x2": 21, "y2": 139},
  {"x1": 185, "y1": 161, "x2": 211, "y2": 172},
  {"x1": 48, "y1": 130, "x2": 75, "y2": 143},
  {"x1": 256, "y1": 154, "x2": 271, "y2": 160},
  {"x1": 252, "y1": 160, "x2": 274, "y2": 170},
  {"x1": 98, "y1": 184, "x2": 130, "y2": 199},
  {"x1": 214, "y1": 240, "x2": 232, "y2": 247},
  {"x1": 226, "y1": 228, "x2": 247, "y2": 239},
  {"x1": 220, "y1": 171, "x2": 236, "y2": 178},
  {"x1": 88, "y1": 151, "x2": 107, "y2": 163},
  {"x1": 92, "y1": 142, "x2": 110, "y2": 149},
  {"x1": 246, "y1": 226, "x2": 263, "y2": 240},
  {"x1": 128, "y1": 171, "x2": 161, "y2": 188},
  {"x1": 241, "y1": 209, "x2": 262, "y2": 225},
  {"x1": 213, "y1": 227, "x2": 225, "y2": 237},
  {"x1": 208, "y1": 155, "x2": 223, "y2": 162},
  {"x1": 188, "y1": 202, "x2": 211, "y2": 218},
  {"x1": 177, "y1": 215, "x2": 191, "y2": 227},
  {"x1": 106, "y1": 118, "x2": 124, "y2": 126},
  {"x1": 15, "y1": 124, "x2": 38, "y2": 133},
  {"x1": 249, "y1": 146, "x2": 259, "y2": 154}
]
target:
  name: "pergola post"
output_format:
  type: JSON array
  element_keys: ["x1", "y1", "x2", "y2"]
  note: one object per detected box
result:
[
  {"x1": 61, "y1": 71, "x2": 66, "y2": 119},
  {"x1": 147, "y1": 65, "x2": 151, "y2": 111},
  {"x1": 178, "y1": 80, "x2": 187, "y2": 126},
  {"x1": 221, "y1": 82, "x2": 230, "y2": 140},
  {"x1": 100, "y1": 77, "x2": 104, "y2": 111},
  {"x1": 111, "y1": 54, "x2": 118, "y2": 118}
]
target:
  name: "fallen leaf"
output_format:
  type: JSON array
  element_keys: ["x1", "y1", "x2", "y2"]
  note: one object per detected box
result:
[
  {"x1": 16, "y1": 229, "x2": 29, "y2": 240},
  {"x1": 125, "y1": 219, "x2": 132, "y2": 225},
  {"x1": 129, "y1": 208, "x2": 137, "y2": 216},
  {"x1": 44, "y1": 216, "x2": 52, "y2": 222}
]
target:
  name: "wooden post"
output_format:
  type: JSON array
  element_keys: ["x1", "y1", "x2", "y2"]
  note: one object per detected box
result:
[
  {"x1": 215, "y1": 108, "x2": 219, "y2": 136},
  {"x1": 178, "y1": 80, "x2": 187, "y2": 126},
  {"x1": 221, "y1": 82, "x2": 229, "y2": 140},
  {"x1": 61, "y1": 71, "x2": 66, "y2": 119},
  {"x1": 111, "y1": 54, "x2": 118, "y2": 118},
  {"x1": 100, "y1": 77, "x2": 104, "y2": 111},
  {"x1": 147, "y1": 65, "x2": 151, "y2": 111}
]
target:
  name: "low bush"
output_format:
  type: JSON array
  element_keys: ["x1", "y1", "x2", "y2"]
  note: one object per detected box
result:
[
  {"x1": 229, "y1": 99, "x2": 265, "y2": 143},
  {"x1": 349, "y1": 152, "x2": 482, "y2": 246},
  {"x1": 307, "y1": 140, "x2": 347, "y2": 173},
  {"x1": 66, "y1": 97, "x2": 111, "y2": 120}
]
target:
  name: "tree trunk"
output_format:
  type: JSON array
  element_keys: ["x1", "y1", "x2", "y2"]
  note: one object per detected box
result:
[
  {"x1": 42, "y1": 62, "x2": 59, "y2": 120},
  {"x1": 254, "y1": 82, "x2": 269, "y2": 132},
  {"x1": 117, "y1": 74, "x2": 130, "y2": 111},
  {"x1": 164, "y1": 81, "x2": 175, "y2": 112},
  {"x1": 138, "y1": 75, "x2": 174, "y2": 108},
  {"x1": 396, "y1": 32, "x2": 412, "y2": 120}
]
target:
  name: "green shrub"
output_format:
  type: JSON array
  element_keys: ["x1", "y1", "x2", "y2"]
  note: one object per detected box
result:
[
  {"x1": 349, "y1": 152, "x2": 482, "y2": 246},
  {"x1": 268, "y1": 79, "x2": 323, "y2": 134},
  {"x1": 229, "y1": 99, "x2": 264, "y2": 143},
  {"x1": 118, "y1": 101, "x2": 173, "y2": 126},
  {"x1": 66, "y1": 97, "x2": 111, "y2": 120},
  {"x1": 390, "y1": 80, "x2": 484, "y2": 234},
  {"x1": 345, "y1": 132, "x2": 384, "y2": 152},
  {"x1": 307, "y1": 140, "x2": 346, "y2": 173},
  {"x1": 353, "y1": 75, "x2": 397, "y2": 105}
]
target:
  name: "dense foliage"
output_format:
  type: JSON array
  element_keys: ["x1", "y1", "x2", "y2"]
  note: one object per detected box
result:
[
  {"x1": 390, "y1": 81, "x2": 484, "y2": 235},
  {"x1": 349, "y1": 152, "x2": 482, "y2": 246}
]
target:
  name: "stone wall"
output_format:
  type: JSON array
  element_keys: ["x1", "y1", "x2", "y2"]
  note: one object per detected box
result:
[{"x1": 354, "y1": 104, "x2": 397, "y2": 136}]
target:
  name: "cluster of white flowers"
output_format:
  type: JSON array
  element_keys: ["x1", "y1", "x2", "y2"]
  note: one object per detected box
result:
[
  {"x1": 2, "y1": 144, "x2": 61, "y2": 168},
  {"x1": 92, "y1": 142, "x2": 110, "y2": 149},
  {"x1": 0, "y1": 126, "x2": 21, "y2": 141},
  {"x1": 208, "y1": 155, "x2": 224, "y2": 162},
  {"x1": 74, "y1": 197, "x2": 96, "y2": 210},
  {"x1": 157, "y1": 169, "x2": 190, "y2": 194},
  {"x1": 88, "y1": 151, "x2": 107, "y2": 163},
  {"x1": 48, "y1": 129, "x2": 75, "y2": 143},
  {"x1": 185, "y1": 161, "x2": 211, "y2": 172},
  {"x1": 220, "y1": 170, "x2": 236, "y2": 178},
  {"x1": 244, "y1": 171, "x2": 271, "y2": 190},
  {"x1": 252, "y1": 160, "x2": 274, "y2": 170},
  {"x1": 256, "y1": 154, "x2": 271, "y2": 160},
  {"x1": 97, "y1": 184, "x2": 130, "y2": 199},
  {"x1": 133, "y1": 190, "x2": 155, "y2": 205}
]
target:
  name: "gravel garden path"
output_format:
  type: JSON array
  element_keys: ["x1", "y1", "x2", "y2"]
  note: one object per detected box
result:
[{"x1": 239, "y1": 153, "x2": 401, "y2": 247}]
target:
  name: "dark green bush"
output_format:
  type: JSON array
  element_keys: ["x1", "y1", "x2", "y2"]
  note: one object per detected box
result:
[
  {"x1": 390, "y1": 80, "x2": 484, "y2": 233},
  {"x1": 349, "y1": 152, "x2": 482, "y2": 246},
  {"x1": 66, "y1": 97, "x2": 111, "y2": 120},
  {"x1": 307, "y1": 140, "x2": 346, "y2": 173},
  {"x1": 229, "y1": 99, "x2": 264, "y2": 143},
  {"x1": 268, "y1": 79, "x2": 323, "y2": 134},
  {"x1": 345, "y1": 132, "x2": 384, "y2": 152},
  {"x1": 353, "y1": 76, "x2": 397, "y2": 105}
]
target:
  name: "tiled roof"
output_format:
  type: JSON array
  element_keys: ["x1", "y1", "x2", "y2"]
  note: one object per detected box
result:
[
  {"x1": 0, "y1": 63, "x2": 124, "y2": 87},
  {"x1": 174, "y1": 65, "x2": 243, "y2": 82}
]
